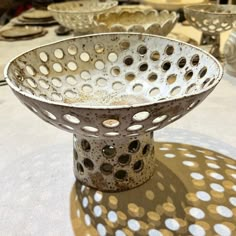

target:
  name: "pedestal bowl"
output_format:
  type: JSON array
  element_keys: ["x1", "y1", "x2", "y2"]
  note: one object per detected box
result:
[
  {"x1": 47, "y1": 0, "x2": 118, "y2": 35},
  {"x1": 184, "y1": 4, "x2": 236, "y2": 59},
  {"x1": 4, "y1": 33, "x2": 223, "y2": 191},
  {"x1": 94, "y1": 7, "x2": 178, "y2": 36}
]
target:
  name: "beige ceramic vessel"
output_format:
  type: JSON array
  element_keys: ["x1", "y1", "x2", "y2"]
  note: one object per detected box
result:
[{"x1": 4, "y1": 33, "x2": 223, "y2": 191}]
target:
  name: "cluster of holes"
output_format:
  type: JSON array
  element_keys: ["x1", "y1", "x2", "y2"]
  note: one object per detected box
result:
[
  {"x1": 36, "y1": 105, "x2": 180, "y2": 136},
  {"x1": 75, "y1": 139, "x2": 152, "y2": 181},
  {"x1": 18, "y1": 39, "x2": 215, "y2": 108},
  {"x1": 189, "y1": 14, "x2": 233, "y2": 34}
]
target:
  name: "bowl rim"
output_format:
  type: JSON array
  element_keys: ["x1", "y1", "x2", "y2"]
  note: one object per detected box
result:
[
  {"x1": 96, "y1": 9, "x2": 179, "y2": 29},
  {"x1": 184, "y1": 4, "x2": 236, "y2": 16},
  {"x1": 47, "y1": 0, "x2": 118, "y2": 15},
  {"x1": 4, "y1": 32, "x2": 223, "y2": 110}
]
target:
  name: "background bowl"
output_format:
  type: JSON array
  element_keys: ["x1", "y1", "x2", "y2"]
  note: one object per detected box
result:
[
  {"x1": 184, "y1": 4, "x2": 236, "y2": 35},
  {"x1": 95, "y1": 7, "x2": 178, "y2": 36},
  {"x1": 48, "y1": 0, "x2": 118, "y2": 34}
]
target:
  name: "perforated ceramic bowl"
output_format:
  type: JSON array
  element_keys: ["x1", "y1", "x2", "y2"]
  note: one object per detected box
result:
[
  {"x1": 95, "y1": 7, "x2": 178, "y2": 36},
  {"x1": 184, "y1": 4, "x2": 236, "y2": 35},
  {"x1": 5, "y1": 33, "x2": 223, "y2": 191},
  {"x1": 48, "y1": 0, "x2": 118, "y2": 34}
]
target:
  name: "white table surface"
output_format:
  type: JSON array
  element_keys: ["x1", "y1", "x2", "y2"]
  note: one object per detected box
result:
[{"x1": 0, "y1": 23, "x2": 236, "y2": 235}]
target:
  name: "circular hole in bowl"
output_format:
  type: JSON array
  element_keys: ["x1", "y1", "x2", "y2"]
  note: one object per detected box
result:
[
  {"x1": 133, "y1": 111, "x2": 150, "y2": 122},
  {"x1": 39, "y1": 51, "x2": 48, "y2": 62},
  {"x1": 66, "y1": 75, "x2": 77, "y2": 85},
  {"x1": 65, "y1": 90, "x2": 77, "y2": 99},
  {"x1": 95, "y1": 60, "x2": 105, "y2": 70},
  {"x1": 191, "y1": 54, "x2": 200, "y2": 66},
  {"x1": 82, "y1": 126, "x2": 98, "y2": 133},
  {"x1": 178, "y1": 57, "x2": 186, "y2": 68},
  {"x1": 128, "y1": 140, "x2": 140, "y2": 153},
  {"x1": 127, "y1": 124, "x2": 143, "y2": 131},
  {"x1": 53, "y1": 63, "x2": 63, "y2": 73},
  {"x1": 63, "y1": 114, "x2": 80, "y2": 124},
  {"x1": 123, "y1": 56, "x2": 134, "y2": 66},
  {"x1": 39, "y1": 79, "x2": 50, "y2": 89},
  {"x1": 81, "y1": 139, "x2": 91, "y2": 152},
  {"x1": 82, "y1": 84, "x2": 93, "y2": 93},
  {"x1": 67, "y1": 61, "x2": 78, "y2": 71},
  {"x1": 148, "y1": 73, "x2": 158, "y2": 82},
  {"x1": 185, "y1": 70, "x2": 193, "y2": 81},
  {"x1": 125, "y1": 73, "x2": 135, "y2": 81},
  {"x1": 142, "y1": 144, "x2": 150, "y2": 155},
  {"x1": 112, "y1": 82, "x2": 124, "y2": 91},
  {"x1": 149, "y1": 87, "x2": 160, "y2": 97},
  {"x1": 102, "y1": 145, "x2": 116, "y2": 158},
  {"x1": 146, "y1": 125, "x2": 159, "y2": 132},
  {"x1": 118, "y1": 154, "x2": 131, "y2": 166},
  {"x1": 153, "y1": 115, "x2": 167, "y2": 124},
  {"x1": 95, "y1": 43, "x2": 105, "y2": 54},
  {"x1": 119, "y1": 40, "x2": 130, "y2": 50},
  {"x1": 162, "y1": 61, "x2": 171, "y2": 71},
  {"x1": 114, "y1": 170, "x2": 127, "y2": 180},
  {"x1": 39, "y1": 65, "x2": 49, "y2": 75},
  {"x1": 133, "y1": 84, "x2": 143, "y2": 92},
  {"x1": 103, "y1": 119, "x2": 120, "y2": 128},
  {"x1": 187, "y1": 84, "x2": 197, "y2": 94},
  {"x1": 54, "y1": 48, "x2": 64, "y2": 59},
  {"x1": 150, "y1": 51, "x2": 160, "y2": 61},
  {"x1": 165, "y1": 45, "x2": 174, "y2": 55},
  {"x1": 81, "y1": 71, "x2": 91, "y2": 80},
  {"x1": 167, "y1": 74, "x2": 177, "y2": 85},
  {"x1": 26, "y1": 65, "x2": 36, "y2": 76},
  {"x1": 80, "y1": 52, "x2": 90, "y2": 62},
  {"x1": 52, "y1": 77, "x2": 62, "y2": 87},
  {"x1": 68, "y1": 45, "x2": 77, "y2": 55},
  {"x1": 171, "y1": 86, "x2": 181, "y2": 96},
  {"x1": 108, "y1": 52, "x2": 118, "y2": 62},
  {"x1": 199, "y1": 67, "x2": 207, "y2": 79},
  {"x1": 133, "y1": 160, "x2": 144, "y2": 172},
  {"x1": 104, "y1": 132, "x2": 120, "y2": 137},
  {"x1": 83, "y1": 158, "x2": 94, "y2": 170},
  {"x1": 77, "y1": 162, "x2": 84, "y2": 174},
  {"x1": 26, "y1": 78, "x2": 37, "y2": 88},
  {"x1": 111, "y1": 67, "x2": 120, "y2": 76},
  {"x1": 42, "y1": 110, "x2": 56, "y2": 120},
  {"x1": 100, "y1": 163, "x2": 113, "y2": 175},
  {"x1": 139, "y1": 63, "x2": 148, "y2": 72},
  {"x1": 51, "y1": 92, "x2": 62, "y2": 101},
  {"x1": 138, "y1": 45, "x2": 147, "y2": 55},
  {"x1": 97, "y1": 77, "x2": 107, "y2": 86}
]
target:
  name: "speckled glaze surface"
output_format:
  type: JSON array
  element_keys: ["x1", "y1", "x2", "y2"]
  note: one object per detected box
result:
[
  {"x1": 94, "y1": 7, "x2": 178, "y2": 36},
  {"x1": 4, "y1": 33, "x2": 223, "y2": 191},
  {"x1": 47, "y1": 0, "x2": 118, "y2": 34}
]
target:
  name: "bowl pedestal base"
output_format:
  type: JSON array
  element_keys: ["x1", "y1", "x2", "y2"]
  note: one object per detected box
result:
[{"x1": 73, "y1": 133, "x2": 156, "y2": 192}]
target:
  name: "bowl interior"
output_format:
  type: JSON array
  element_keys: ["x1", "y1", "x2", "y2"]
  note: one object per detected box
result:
[
  {"x1": 97, "y1": 9, "x2": 177, "y2": 27},
  {"x1": 6, "y1": 33, "x2": 221, "y2": 108}
]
